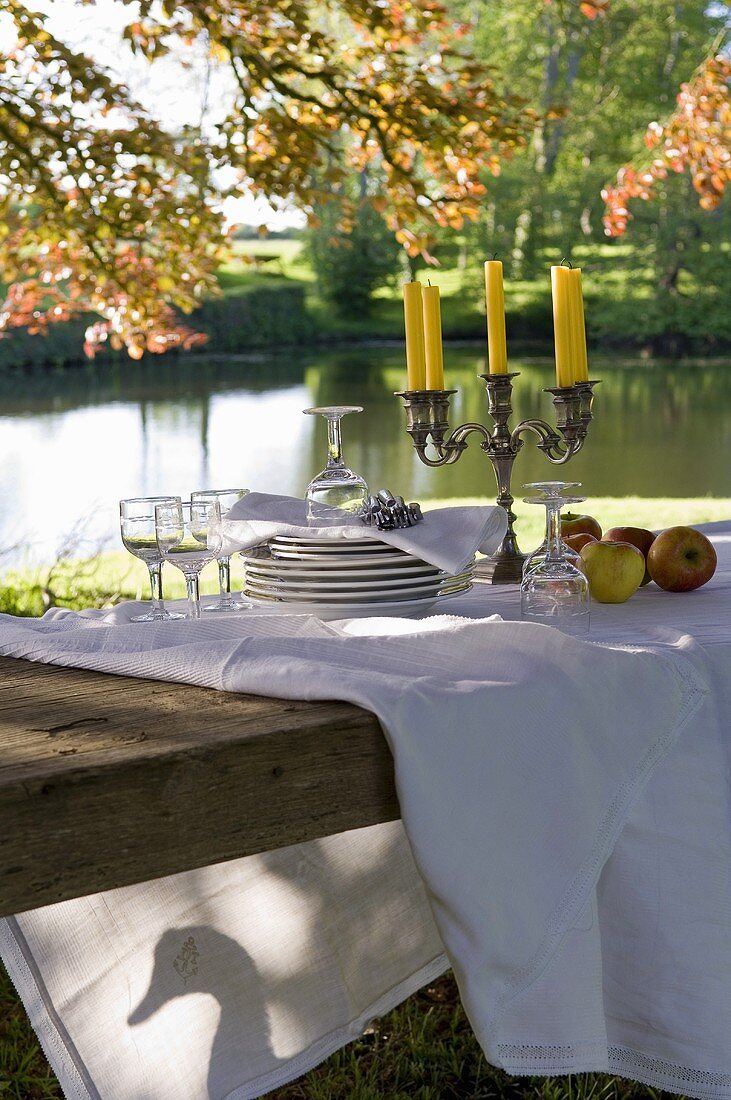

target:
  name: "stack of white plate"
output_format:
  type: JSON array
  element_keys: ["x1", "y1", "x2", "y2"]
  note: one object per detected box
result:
[{"x1": 241, "y1": 535, "x2": 474, "y2": 618}]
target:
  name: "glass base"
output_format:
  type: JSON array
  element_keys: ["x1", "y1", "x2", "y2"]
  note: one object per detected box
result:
[
  {"x1": 521, "y1": 608, "x2": 590, "y2": 636},
  {"x1": 203, "y1": 599, "x2": 248, "y2": 612},
  {"x1": 131, "y1": 607, "x2": 185, "y2": 623}
]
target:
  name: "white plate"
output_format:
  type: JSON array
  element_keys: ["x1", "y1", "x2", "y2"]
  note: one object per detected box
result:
[
  {"x1": 259, "y1": 549, "x2": 430, "y2": 567},
  {"x1": 245, "y1": 560, "x2": 444, "y2": 580},
  {"x1": 270, "y1": 535, "x2": 387, "y2": 549},
  {"x1": 241, "y1": 587, "x2": 471, "y2": 620},
  {"x1": 244, "y1": 546, "x2": 432, "y2": 570},
  {"x1": 244, "y1": 568, "x2": 474, "y2": 593},
  {"x1": 269, "y1": 548, "x2": 404, "y2": 562},
  {"x1": 243, "y1": 577, "x2": 473, "y2": 602}
]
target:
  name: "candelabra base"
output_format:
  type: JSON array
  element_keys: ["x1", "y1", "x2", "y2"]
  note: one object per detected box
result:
[{"x1": 476, "y1": 550, "x2": 527, "y2": 585}]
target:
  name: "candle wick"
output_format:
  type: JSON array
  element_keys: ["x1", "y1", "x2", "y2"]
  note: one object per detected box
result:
[
  {"x1": 561, "y1": 257, "x2": 573, "y2": 269},
  {"x1": 427, "y1": 278, "x2": 432, "y2": 286},
  {"x1": 492, "y1": 251, "x2": 499, "y2": 260}
]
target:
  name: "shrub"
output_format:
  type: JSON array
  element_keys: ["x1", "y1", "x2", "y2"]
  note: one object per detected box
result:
[{"x1": 305, "y1": 202, "x2": 400, "y2": 319}]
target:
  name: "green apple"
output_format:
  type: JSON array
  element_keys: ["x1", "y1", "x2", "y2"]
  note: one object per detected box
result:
[
  {"x1": 579, "y1": 539, "x2": 645, "y2": 603},
  {"x1": 603, "y1": 526, "x2": 655, "y2": 585},
  {"x1": 561, "y1": 512, "x2": 603, "y2": 541}
]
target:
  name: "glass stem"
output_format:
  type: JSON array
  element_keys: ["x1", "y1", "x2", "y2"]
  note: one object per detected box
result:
[
  {"x1": 546, "y1": 501, "x2": 564, "y2": 562},
  {"x1": 183, "y1": 571, "x2": 201, "y2": 619},
  {"x1": 148, "y1": 562, "x2": 165, "y2": 612},
  {"x1": 218, "y1": 557, "x2": 233, "y2": 608},
  {"x1": 326, "y1": 415, "x2": 344, "y2": 467}
]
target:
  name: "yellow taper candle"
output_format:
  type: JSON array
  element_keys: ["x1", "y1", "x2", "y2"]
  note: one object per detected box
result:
[
  {"x1": 568, "y1": 267, "x2": 589, "y2": 382},
  {"x1": 484, "y1": 259, "x2": 508, "y2": 374},
  {"x1": 422, "y1": 283, "x2": 445, "y2": 389},
  {"x1": 403, "y1": 280, "x2": 426, "y2": 390},
  {"x1": 551, "y1": 265, "x2": 574, "y2": 388}
]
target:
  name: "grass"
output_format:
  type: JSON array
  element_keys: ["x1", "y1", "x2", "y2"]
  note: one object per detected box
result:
[
  {"x1": 2, "y1": 496, "x2": 727, "y2": 617},
  {"x1": 2, "y1": 493, "x2": 726, "y2": 1095},
  {"x1": 0, "y1": 967, "x2": 675, "y2": 1100},
  {"x1": 4, "y1": 235, "x2": 728, "y2": 368},
  {"x1": 222, "y1": 240, "x2": 499, "y2": 343}
]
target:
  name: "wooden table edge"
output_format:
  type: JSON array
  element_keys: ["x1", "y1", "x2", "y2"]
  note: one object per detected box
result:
[{"x1": 0, "y1": 656, "x2": 400, "y2": 916}]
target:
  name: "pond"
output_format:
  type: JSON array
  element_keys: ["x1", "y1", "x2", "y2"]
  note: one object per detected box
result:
[{"x1": 0, "y1": 346, "x2": 729, "y2": 565}]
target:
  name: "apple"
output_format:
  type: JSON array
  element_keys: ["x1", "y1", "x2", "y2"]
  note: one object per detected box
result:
[
  {"x1": 579, "y1": 539, "x2": 645, "y2": 603},
  {"x1": 564, "y1": 532, "x2": 598, "y2": 553},
  {"x1": 603, "y1": 526, "x2": 655, "y2": 586},
  {"x1": 561, "y1": 512, "x2": 603, "y2": 541},
  {"x1": 647, "y1": 526, "x2": 717, "y2": 592}
]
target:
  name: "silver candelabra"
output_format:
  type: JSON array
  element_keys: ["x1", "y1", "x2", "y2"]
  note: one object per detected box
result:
[{"x1": 395, "y1": 373, "x2": 600, "y2": 583}]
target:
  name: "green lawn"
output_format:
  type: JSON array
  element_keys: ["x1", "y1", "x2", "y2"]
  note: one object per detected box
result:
[
  {"x1": 0, "y1": 966, "x2": 678, "y2": 1100},
  {"x1": 222, "y1": 236, "x2": 723, "y2": 347},
  {"x1": 4, "y1": 235, "x2": 727, "y2": 368},
  {"x1": 2, "y1": 496, "x2": 726, "y2": 617}
]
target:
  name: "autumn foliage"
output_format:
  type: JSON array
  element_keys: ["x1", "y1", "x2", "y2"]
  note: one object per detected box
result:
[
  {"x1": 602, "y1": 54, "x2": 731, "y2": 237},
  {"x1": 0, "y1": 0, "x2": 725, "y2": 357},
  {"x1": 0, "y1": 0, "x2": 536, "y2": 357}
]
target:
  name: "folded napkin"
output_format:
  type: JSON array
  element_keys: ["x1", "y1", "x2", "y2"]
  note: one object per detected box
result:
[{"x1": 220, "y1": 492, "x2": 507, "y2": 575}]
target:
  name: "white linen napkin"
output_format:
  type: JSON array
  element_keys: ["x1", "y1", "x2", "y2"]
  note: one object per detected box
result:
[{"x1": 219, "y1": 492, "x2": 507, "y2": 574}]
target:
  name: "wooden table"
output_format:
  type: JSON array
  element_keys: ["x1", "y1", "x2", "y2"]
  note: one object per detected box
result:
[{"x1": 0, "y1": 656, "x2": 399, "y2": 917}]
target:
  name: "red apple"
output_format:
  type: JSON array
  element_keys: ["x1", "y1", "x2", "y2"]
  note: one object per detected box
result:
[
  {"x1": 603, "y1": 526, "x2": 656, "y2": 586},
  {"x1": 580, "y1": 540, "x2": 645, "y2": 603},
  {"x1": 564, "y1": 532, "x2": 598, "y2": 553},
  {"x1": 561, "y1": 512, "x2": 603, "y2": 541},
  {"x1": 647, "y1": 526, "x2": 717, "y2": 592}
]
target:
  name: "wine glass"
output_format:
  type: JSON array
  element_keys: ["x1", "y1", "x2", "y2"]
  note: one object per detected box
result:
[
  {"x1": 303, "y1": 406, "x2": 368, "y2": 515},
  {"x1": 120, "y1": 497, "x2": 185, "y2": 622},
  {"x1": 520, "y1": 489, "x2": 590, "y2": 636},
  {"x1": 522, "y1": 482, "x2": 583, "y2": 576},
  {"x1": 155, "y1": 500, "x2": 222, "y2": 620},
  {"x1": 190, "y1": 488, "x2": 249, "y2": 612}
]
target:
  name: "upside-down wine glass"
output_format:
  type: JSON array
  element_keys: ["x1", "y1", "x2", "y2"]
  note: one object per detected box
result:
[
  {"x1": 120, "y1": 496, "x2": 185, "y2": 622},
  {"x1": 303, "y1": 406, "x2": 368, "y2": 516},
  {"x1": 155, "y1": 500, "x2": 222, "y2": 620},
  {"x1": 191, "y1": 488, "x2": 249, "y2": 611},
  {"x1": 520, "y1": 489, "x2": 590, "y2": 636},
  {"x1": 522, "y1": 482, "x2": 583, "y2": 576}
]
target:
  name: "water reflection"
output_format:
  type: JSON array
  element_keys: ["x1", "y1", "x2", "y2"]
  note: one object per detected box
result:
[{"x1": 0, "y1": 348, "x2": 728, "y2": 564}]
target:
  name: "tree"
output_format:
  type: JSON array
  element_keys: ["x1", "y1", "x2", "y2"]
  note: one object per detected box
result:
[
  {"x1": 462, "y1": 0, "x2": 725, "y2": 274},
  {"x1": 602, "y1": 53, "x2": 731, "y2": 236},
  {"x1": 0, "y1": 0, "x2": 535, "y2": 357},
  {"x1": 305, "y1": 190, "x2": 401, "y2": 318}
]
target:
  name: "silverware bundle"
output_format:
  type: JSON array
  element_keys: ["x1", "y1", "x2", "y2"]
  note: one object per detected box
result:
[{"x1": 361, "y1": 489, "x2": 423, "y2": 530}]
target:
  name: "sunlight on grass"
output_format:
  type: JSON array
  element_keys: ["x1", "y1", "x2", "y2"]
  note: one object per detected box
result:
[
  {"x1": 1, "y1": 498, "x2": 726, "y2": 617},
  {"x1": 429, "y1": 496, "x2": 731, "y2": 549}
]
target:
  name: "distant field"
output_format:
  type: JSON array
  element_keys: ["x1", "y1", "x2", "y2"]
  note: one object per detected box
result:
[{"x1": 226, "y1": 238, "x2": 309, "y2": 280}]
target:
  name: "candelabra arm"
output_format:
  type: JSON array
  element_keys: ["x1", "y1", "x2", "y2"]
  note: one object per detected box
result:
[
  {"x1": 511, "y1": 419, "x2": 582, "y2": 465},
  {"x1": 408, "y1": 422, "x2": 491, "y2": 467},
  {"x1": 449, "y1": 422, "x2": 492, "y2": 449},
  {"x1": 409, "y1": 443, "x2": 459, "y2": 468}
]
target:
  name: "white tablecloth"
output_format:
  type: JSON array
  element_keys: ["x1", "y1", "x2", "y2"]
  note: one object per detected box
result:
[{"x1": 1, "y1": 522, "x2": 730, "y2": 1100}]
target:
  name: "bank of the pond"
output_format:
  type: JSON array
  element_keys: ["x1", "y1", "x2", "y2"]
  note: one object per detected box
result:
[
  {"x1": 2, "y1": 497, "x2": 728, "y2": 618},
  {"x1": 2, "y1": 262, "x2": 730, "y2": 369}
]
